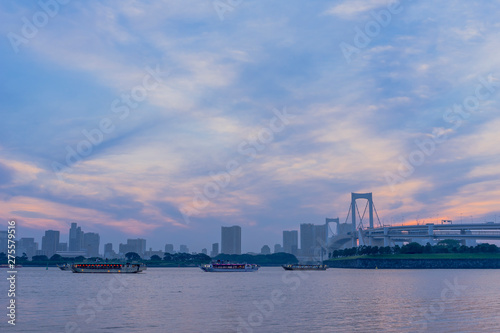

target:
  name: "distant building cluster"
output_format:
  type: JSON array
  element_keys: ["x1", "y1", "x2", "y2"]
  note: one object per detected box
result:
[
  {"x1": 217, "y1": 222, "x2": 327, "y2": 260},
  {"x1": 0, "y1": 222, "x2": 206, "y2": 260},
  {"x1": 0, "y1": 220, "x2": 329, "y2": 261}
]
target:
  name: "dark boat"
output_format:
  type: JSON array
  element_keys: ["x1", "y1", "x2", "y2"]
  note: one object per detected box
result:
[
  {"x1": 57, "y1": 263, "x2": 71, "y2": 271},
  {"x1": 282, "y1": 264, "x2": 327, "y2": 271},
  {"x1": 70, "y1": 262, "x2": 146, "y2": 273},
  {"x1": 200, "y1": 260, "x2": 259, "y2": 272}
]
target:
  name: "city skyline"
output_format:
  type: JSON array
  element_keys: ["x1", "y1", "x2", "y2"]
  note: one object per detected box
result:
[
  {"x1": 1, "y1": 1, "x2": 500, "y2": 253},
  {"x1": 6, "y1": 220, "x2": 334, "y2": 257}
]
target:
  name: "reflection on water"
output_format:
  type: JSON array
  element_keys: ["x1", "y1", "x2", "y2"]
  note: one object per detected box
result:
[{"x1": 0, "y1": 267, "x2": 499, "y2": 332}]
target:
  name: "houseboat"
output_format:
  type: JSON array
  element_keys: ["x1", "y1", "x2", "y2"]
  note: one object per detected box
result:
[
  {"x1": 70, "y1": 262, "x2": 146, "y2": 273},
  {"x1": 200, "y1": 261, "x2": 259, "y2": 272},
  {"x1": 282, "y1": 264, "x2": 327, "y2": 271}
]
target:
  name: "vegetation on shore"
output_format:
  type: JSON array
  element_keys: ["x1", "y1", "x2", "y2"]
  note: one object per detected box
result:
[
  {"x1": 0, "y1": 251, "x2": 298, "y2": 267},
  {"x1": 327, "y1": 241, "x2": 500, "y2": 261},
  {"x1": 212, "y1": 252, "x2": 298, "y2": 266}
]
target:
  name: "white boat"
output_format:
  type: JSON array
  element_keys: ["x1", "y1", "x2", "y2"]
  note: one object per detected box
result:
[
  {"x1": 70, "y1": 262, "x2": 146, "y2": 273},
  {"x1": 200, "y1": 261, "x2": 259, "y2": 272}
]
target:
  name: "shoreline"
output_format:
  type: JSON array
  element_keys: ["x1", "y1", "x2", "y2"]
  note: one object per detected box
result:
[{"x1": 326, "y1": 258, "x2": 500, "y2": 269}]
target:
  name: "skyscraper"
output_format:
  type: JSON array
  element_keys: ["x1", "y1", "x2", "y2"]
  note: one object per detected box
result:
[
  {"x1": 104, "y1": 243, "x2": 115, "y2": 258},
  {"x1": 221, "y1": 226, "x2": 241, "y2": 254},
  {"x1": 300, "y1": 223, "x2": 315, "y2": 257},
  {"x1": 261, "y1": 245, "x2": 271, "y2": 254},
  {"x1": 41, "y1": 230, "x2": 60, "y2": 257},
  {"x1": 83, "y1": 232, "x2": 100, "y2": 257},
  {"x1": 211, "y1": 243, "x2": 219, "y2": 257},
  {"x1": 314, "y1": 224, "x2": 328, "y2": 249},
  {"x1": 179, "y1": 245, "x2": 189, "y2": 253},
  {"x1": 300, "y1": 223, "x2": 328, "y2": 257},
  {"x1": 17, "y1": 238, "x2": 38, "y2": 258},
  {"x1": 0, "y1": 231, "x2": 8, "y2": 254},
  {"x1": 119, "y1": 238, "x2": 146, "y2": 256},
  {"x1": 69, "y1": 223, "x2": 84, "y2": 251},
  {"x1": 165, "y1": 244, "x2": 174, "y2": 253},
  {"x1": 283, "y1": 230, "x2": 299, "y2": 255}
]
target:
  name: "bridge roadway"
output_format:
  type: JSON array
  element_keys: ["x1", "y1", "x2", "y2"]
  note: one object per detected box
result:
[{"x1": 362, "y1": 223, "x2": 500, "y2": 246}]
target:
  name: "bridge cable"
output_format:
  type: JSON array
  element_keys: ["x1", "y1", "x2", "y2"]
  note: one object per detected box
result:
[
  {"x1": 373, "y1": 203, "x2": 383, "y2": 228},
  {"x1": 344, "y1": 204, "x2": 352, "y2": 225},
  {"x1": 355, "y1": 202, "x2": 364, "y2": 230},
  {"x1": 360, "y1": 200, "x2": 369, "y2": 225}
]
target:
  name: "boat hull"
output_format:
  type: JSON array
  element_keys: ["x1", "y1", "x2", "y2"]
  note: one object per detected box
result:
[
  {"x1": 282, "y1": 264, "x2": 327, "y2": 271},
  {"x1": 58, "y1": 264, "x2": 71, "y2": 271},
  {"x1": 200, "y1": 263, "x2": 259, "y2": 272},
  {"x1": 71, "y1": 263, "x2": 146, "y2": 273}
]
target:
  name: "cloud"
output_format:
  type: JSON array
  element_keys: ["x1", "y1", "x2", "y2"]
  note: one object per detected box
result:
[
  {"x1": 1, "y1": 0, "x2": 500, "y2": 252},
  {"x1": 324, "y1": 0, "x2": 399, "y2": 18}
]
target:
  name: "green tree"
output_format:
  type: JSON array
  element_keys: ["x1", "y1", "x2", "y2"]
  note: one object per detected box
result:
[
  {"x1": 150, "y1": 255, "x2": 161, "y2": 261},
  {"x1": 370, "y1": 246, "x2": 380, "y2": 255},
  {"x1": 50, "y1": 254, "x2": 63, "y2": 261},
  {"x1": 424, "y1": 243, "x2": 433, "y2": 253},
  {"x1": 400, "y1": 242, "x2": 423, "y2": 254},
  {"x1": 32, "y1": 255, "x2": 49, "y2": 261},
  {"x1": 125, "y1": 252, "x2": 141, "y2": 261}
]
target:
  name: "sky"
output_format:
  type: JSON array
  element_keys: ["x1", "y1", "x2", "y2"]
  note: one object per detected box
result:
[{"x1": 1, "y1": 0, "x2": 500, "y2": 254}]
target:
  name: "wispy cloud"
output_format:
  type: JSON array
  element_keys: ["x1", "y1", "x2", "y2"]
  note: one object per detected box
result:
[{"x1": 1, "y1": 0, "x2": 500, "y2": 251}]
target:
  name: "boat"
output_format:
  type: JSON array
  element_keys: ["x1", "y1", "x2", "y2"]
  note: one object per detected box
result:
[
  {"x1": 70, "y1": 262, "x2": 146, "y2": 273},
  {"x1": 57, "y1": 263, "x2": 72, "y2": 271},
  {"x1": 282, "y1": 264, "x2": 327, "y2": 271},
  {"x1": 200, "y1": 261, "x2": 259, "y2": 272}
]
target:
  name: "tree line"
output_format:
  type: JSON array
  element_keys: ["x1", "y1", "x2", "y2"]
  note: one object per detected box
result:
[{"x1": 329, "y1": 241, "x2": 499, "y2": 258}]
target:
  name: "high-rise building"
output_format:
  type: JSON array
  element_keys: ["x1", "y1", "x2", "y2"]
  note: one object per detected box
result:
[
  {"x1": 201, "y1": 248, "x2": 208, "y2": 255},
  {"x1": 0, "y1": 231, "x2": 8, "y2": 254},
  {"x1": 104, "y1": 243, "x2": 117, "y2": 259},
  {"x1": 83, "y1": 232, "x2": 100, "y2": 257},
  {"x1": 17, "y1": 238, "x2": 38, "y2": 258},
  {"x1": 211, "y1": 243, "x2": 219, "y2": 257},
  {"x1": 0, "y1": 231, "x2": 7, "y2": 251},
  {"x1": 314, "y1": 224, "x2": 328, "y2": 249},
  {"x1": 165, "y1": 244, "x2": 174, "y2": 253},
  {"x1": 104, "y1": 243, "x2": 113, "y2": 253},
  {"x1": 260, "y1": 245, "x2": 271, "y2": 254},
  {"x1": 179, "y1": 245, "x2": 189, "y2": 253},
  {"x1": 119, "y1": 238, "x2": 146, "y2": 256},
  {"x1": 283, "y1": 230, "x2": 299, "y2": 255},
  {"x1": 300, "y1": 223, "x2": 315, "y2": 257},
  {"x1": 41, "y1": 230, "x2": 60, "y2": 257},
  {"x1": 221, "y1": 226, "x2": 241, "y2": 254},
  {"x1": 300, "y1": 223, "x2": 328, "y2": 257},
  {"x1": 274, "y1": 244, "x2": 283, "y2": 253},
  {"x1": 58, "y1": 242, "x2": 68, "y2": 252},
  {"x1": 69, "y1": 223, "x2": 84, "y2": 251}
]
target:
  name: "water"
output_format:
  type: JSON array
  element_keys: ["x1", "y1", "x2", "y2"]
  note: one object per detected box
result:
[{"x1": 1, "y1": 267, "x2": 499, "y2": 332}]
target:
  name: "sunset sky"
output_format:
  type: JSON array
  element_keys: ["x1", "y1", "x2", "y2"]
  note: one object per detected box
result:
[{"x1": 1, "y1": 0, "x2": 500, "y2": 253}]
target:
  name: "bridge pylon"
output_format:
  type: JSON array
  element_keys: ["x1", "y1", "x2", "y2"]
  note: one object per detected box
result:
[{"x1": 351, "y1": 192, "x2": 374, "y2": 246}]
